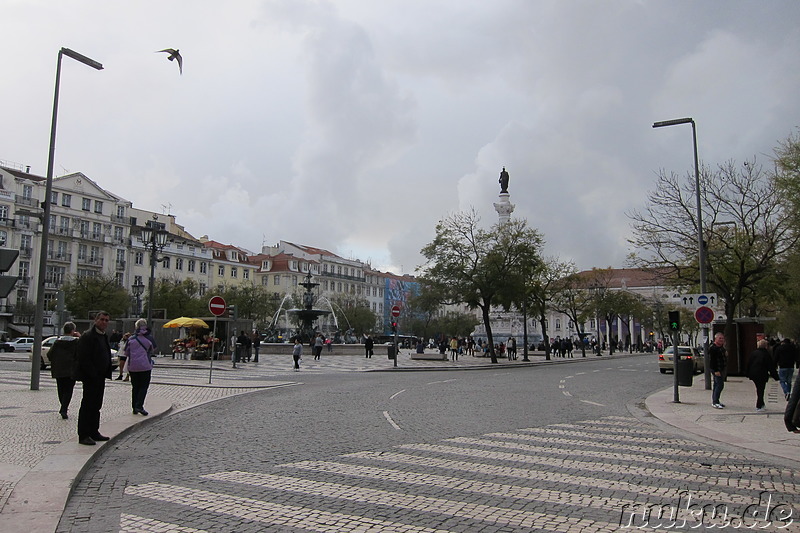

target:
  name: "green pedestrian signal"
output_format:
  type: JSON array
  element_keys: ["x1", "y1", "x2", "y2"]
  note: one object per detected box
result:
[{"x1": 668, "y1": 310, "x2": 680, "y2": 332}]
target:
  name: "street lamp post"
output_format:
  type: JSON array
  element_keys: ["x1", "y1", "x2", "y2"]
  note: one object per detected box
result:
[
  {"x1": 653, "y1": 117, "x2": 710, "y2": 389},
  {"x1": 31, "y1": 48, "x2": 103, "y2": 391},
  {"x1": 140, "y1": 215, "x2": 169, "y2": 326},
  {"x1": 131, "y1": 281, "x2": 145, "y2": 317}
]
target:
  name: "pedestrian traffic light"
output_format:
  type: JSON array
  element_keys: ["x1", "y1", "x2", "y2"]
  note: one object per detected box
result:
[
  {"x1": 0, "y1": 249, "x2": 19, "y2": 298},
  {"x1": 668, "y1": 310, "x2": 680, "y2": 332},
  {"x1": 390, "y1": 320, "x2": 397, "y2": 333},
  {"x1": 228, "y1": 304, "x2": 237, "y2": 320}
]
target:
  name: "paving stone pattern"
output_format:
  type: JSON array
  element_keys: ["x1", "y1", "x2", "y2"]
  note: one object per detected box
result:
[{"x1": 67, "y1": 415, "x2": 799, "y2": 532}]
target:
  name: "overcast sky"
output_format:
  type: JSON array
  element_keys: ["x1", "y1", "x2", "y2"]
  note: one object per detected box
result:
[{"x1": 3, "y1": 1, "x2": 799, "y2": 275}]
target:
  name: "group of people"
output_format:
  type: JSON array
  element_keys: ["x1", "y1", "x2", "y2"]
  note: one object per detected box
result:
[
  {"x1": 708, "y1": 332, "x2": 800, "y2": 434},
  {"x1": 48, "y1": 313, "x2": 156, "y2": 446}
]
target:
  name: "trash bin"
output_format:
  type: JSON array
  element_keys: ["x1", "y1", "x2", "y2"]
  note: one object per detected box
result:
[
  {"x1": 387, "y1": 345, "x2": 396, "y2": 360},
  {"x1": 677, "y1": 358, "x2": 693, "y2": 387}
]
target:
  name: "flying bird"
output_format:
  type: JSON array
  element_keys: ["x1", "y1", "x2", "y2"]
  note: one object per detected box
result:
[{"x1": 156, "y1": 48, "x2": 182, "y2": 74}]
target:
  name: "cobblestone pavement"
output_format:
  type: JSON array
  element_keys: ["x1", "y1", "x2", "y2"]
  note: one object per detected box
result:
[{"x1": 56, "y1": 358, "x2": 800, "y2": 532}]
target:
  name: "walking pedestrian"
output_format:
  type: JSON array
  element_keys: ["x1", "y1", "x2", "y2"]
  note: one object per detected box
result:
[
  {"x1": 48, "y1": 322, "x2": 80, "y2": 419},
  {"x1": 709, "y1": 332, "x2": 728, "y2": 409},
  {"x1": 115, "y1": 332, "x2": 131, "y2": 380},
  {"x1": 252, "y1": 331, "x2": 260, "y2": 363},
  {"x1": 774, "y1": 338, "x2": 799, "y2": 400},
  {"x1": 746, "y1": 339, "x2": 779, "y2": 412},
  {"x1": 125, "y1": 319, "x2": 156, "y2": 416},
  {"x1": 364, "y1": 335, "x2": 374, "y2": 358},
  {"x1": 784, "y1": 371, "x2": 800, "y2": 433},
  {"x1": 292, "y1": 337, "x2": 302, "y2": 371},
  {"x1": 75, "y1": 311, "x2": 113, "y2": 446},
  {"x1": 314, "y1": 333, "x2": 324, "y2": 360},
  {"x1": 449, "y1": 337, "x2": 458, "y2": 361}
]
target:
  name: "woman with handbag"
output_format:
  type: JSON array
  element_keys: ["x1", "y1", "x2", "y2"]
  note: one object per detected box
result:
[{"x1": 124, "y1": 319, "x2": 156, "y2": 415}]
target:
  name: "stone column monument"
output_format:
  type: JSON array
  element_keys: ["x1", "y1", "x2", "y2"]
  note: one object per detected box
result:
[{"x1": 493, "y1": 167, "x2": 515, "y2": 224}]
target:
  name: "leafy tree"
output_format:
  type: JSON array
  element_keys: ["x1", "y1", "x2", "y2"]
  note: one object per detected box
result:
[
  {"x1": 552, "y1": 271, "x2": 594, "y2": 357},
  {"x1": 63, "y1": 273, "x2": 131, "y2": 319},
  {"x1": 404, "y1": 287, "x2": 443, "y2": 341},
  {"x1": 147, "y1": 278, "x2": 205, "y2": 319},
  {"x1": 217, "y1": 283, "x2": 280, "y2": 327},
  {"x1": 431, "y1": 311, "x2": 480, "y2": 340},
  {"x1": 328, "y1": 294, "x2": 378, "y2": 336},
  {"x1": 773, "y1": 130, "x2": 800, "y2": 338},
  {"x1": 628, "y1": 158, "x2": 798, "y2": 349},
  {"x1": 419, "y1": 209, "x2": 544, "y2": 363}
]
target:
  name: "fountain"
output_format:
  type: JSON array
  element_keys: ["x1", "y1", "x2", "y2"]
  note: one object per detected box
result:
[{"x1": 287, "y1": 273, "x2": 331, "y2": 342}]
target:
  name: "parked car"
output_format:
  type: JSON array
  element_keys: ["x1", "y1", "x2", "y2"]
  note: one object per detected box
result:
[
  {"x1": 658, "y1": 345, "x2": 703, "y2": 374},
  {"x1": 32, "y1": 336, "x2": 119, "y2": 371},
  {"x1": 0, "y1": 341, "x2": 14, "y2": 352},
  {"x1": 9, "y1": 337, "x2": 34, "y2": 352}
]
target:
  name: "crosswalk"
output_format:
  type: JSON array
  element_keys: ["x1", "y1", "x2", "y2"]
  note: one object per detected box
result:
[{"x1": 121, "y1": 416, "x2": 800, "y2": 532}]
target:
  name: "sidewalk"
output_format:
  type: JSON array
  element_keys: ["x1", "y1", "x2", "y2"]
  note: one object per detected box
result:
[
  {"x1": 645, "y1": 373, "x2": 800, "y2": 466},
  {"x1": 1, "y1": 351, "x2": 798, "y2": 532}
]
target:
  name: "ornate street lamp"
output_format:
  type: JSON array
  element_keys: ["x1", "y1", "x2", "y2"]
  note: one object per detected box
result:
[
  {"x1": 31, "y1": 48, "x2": 103, "y2": 391},
  {"x1": 140, "y1": 215, "x2": 169, "y2": 326}
]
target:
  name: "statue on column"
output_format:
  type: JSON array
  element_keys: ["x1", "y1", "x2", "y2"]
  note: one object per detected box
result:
[{"x1": 499, "y1": 167, "x2": 510, "y2": 193}]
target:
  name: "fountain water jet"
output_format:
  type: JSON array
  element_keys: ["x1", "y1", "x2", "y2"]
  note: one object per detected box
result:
[{"x1": 287, "y1": 273, "x2": 331, "y2": 342}]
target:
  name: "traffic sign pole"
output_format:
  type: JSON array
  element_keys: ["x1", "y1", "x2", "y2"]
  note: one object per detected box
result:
[{"x1": 207, "y1": 296, "x2": 227, "y2": 383}]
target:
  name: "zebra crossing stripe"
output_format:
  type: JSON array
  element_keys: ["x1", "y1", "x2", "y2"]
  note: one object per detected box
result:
[
  {"x1": 398, "y1": 443, "x2": 776, "y2": 489},
  {"x1": 445, "y1": 436, "x2": 684, "y2": 465},
  {"x1": 200, "y1": 470, "x2": 620, "y2": 531},
  {"x1": 347, "y1": 451, "x2": 759, "y2": 506},
  {"x1": 124, "y1": 482, "x2": 451, "y2": 533},
  {"x1": 521, "y1": 426, "x2": 702, "y2": 445},
  {"x1": 484, "y1": 431, "x2": 697, "y2": 457},
  {"x1": 279, "y1": 459, "x2": 641, "y2": 510},
  {"x1": 120, "y1": 513, "x2": 208, "y2": 532}
]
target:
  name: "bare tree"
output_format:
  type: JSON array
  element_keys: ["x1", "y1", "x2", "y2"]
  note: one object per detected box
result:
[{"x1": 628, "y1": 159, "x2": 798, "y2": 344}]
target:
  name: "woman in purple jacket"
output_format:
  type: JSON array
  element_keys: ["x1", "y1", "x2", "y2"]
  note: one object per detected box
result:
[{"x1": 124, "y1": 318, "x2": 156, "y2": 415}]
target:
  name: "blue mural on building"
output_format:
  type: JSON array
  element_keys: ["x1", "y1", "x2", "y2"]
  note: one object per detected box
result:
[{"x1": 383, "y1": 277, "x2": 419, "y2": 335}]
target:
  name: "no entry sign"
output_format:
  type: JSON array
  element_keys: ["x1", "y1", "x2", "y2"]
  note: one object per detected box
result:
[
  {"x1": 391, "y1": 305, "x2": 401, "y2": 318},
  {"x1": 209, "y1": 296, "x2": 227, "y2": 317}
]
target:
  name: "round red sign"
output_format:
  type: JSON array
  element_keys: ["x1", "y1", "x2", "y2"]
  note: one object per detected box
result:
[
  {"x1": 391, "y1": 305, "x2": 401, "y2": 318},
  {"x1": 695, "y1": 306, "x2": 714, "y2": 324},
  {"x1": 208, "y1": 296, "x2": 227, "y2": 317}
]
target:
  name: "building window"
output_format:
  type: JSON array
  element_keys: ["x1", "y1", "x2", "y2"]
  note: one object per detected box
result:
[
  {"x1": 555, "y1": 319, "x2": 561, "y2": 330},
  {"x1": 175, "y1": 258, "x2": 183, "y2": 270},
  {"x1": 134, "y1": 275, "x2": 143, "y2": 286},
  {"x1": 135, "y1": 251, "x2": 144, "y2": 265},
  {"x1": 0, "y1": 230, "x2": 6, "y2": 247},
  {"x1": 78, "y1": 244, "x2": 87, "y2": 261},
  {"x1": 199, "y1": 283, "x2": 207, "y2": 296},
  {"x1": 22, "y1": 184, "x2": 32, "y2": 200},
  {"x1": 218, "y1": 265, "x2": 225, "y2": 276},
  {"x1": 188, "y1": 260, "x2": 195, "y2": 272},
  {"x1": 323, "y1": 280, "x2": 328, "y2": 290},
  {"x1": 243, "y1": 269, "x2": 249, "y2": 280},
  {"x1": 230, "y1": 266, "x2": 238, "y2": 278},
  {"x1": 337, "y1": 266, "x2": 342, "y2": 275},
  {"x1": 94, "y1": 200, "x2": 103, "y2": 214},
  {"x1": 293, "y1": 275, "x2": 298, "y2": 285},
  {"x1": 274, "y1": 275, "x2": 280, "y2": 285},
  {"x1": 337, "y1": 282, "x2": 342, "y2": 292},
  {"x1": 162, "y1": 257, "x2": 171, "y2": 269},
  {"x1": 200, "y1": 262, "x2": 207, "y2": 274},
  {"x1": 62, "y1": 194, "x2": 71, "y2": 207},
  {"x1": 89, "y1": 246, "x2": 100, "y2": 263},
  {"x1": 79, "y1": 220, "x2": 89, "y2": 237},
  {"x1": 113, "y1": 226, "x2": 123, "y2": 242},
  {"x1": 82, "y1": 198, "x2": 91, "y2": 211},
  {"x1": 92, "y1": 222, "x2": 102, "y2": 239},
  {"x1": 116, "y1": 205, "x2": 125, "y2": 218},
  {"x1": 0, "y1": 205, "x2": 7, "y2": 220},
  {"x1": 50, "y1": 191, "x2": 58, "y2": 204}
]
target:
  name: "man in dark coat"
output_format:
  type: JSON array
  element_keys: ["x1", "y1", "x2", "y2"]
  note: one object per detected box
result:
[
  {"x1": 48, "y1": 321, "x2": 80, "y2": 419},
  {"x1": 746, "y1": 339, "x2": 779, "y2": 411},
  {"x1": 709, "y1": 332, "x2": 728, "y2": 409},
  {"x1": 75, "y1": 311, "x2": 113, "y2": 445},
  {"x1": 774, "y1": 338, "x2": 799, "y2": 400},
  {"x1": 364, "y1": 335, "x2": 374, "y2": 358}
]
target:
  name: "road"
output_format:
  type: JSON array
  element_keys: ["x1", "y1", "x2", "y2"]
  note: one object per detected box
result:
[{"x1": 56, "y1": 354, "x2": 799, "y2": 532}]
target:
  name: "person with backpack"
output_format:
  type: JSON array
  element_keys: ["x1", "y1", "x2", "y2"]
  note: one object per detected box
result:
[{"x1": 124, "y1": 318, "x2": 157, "y2": 416}]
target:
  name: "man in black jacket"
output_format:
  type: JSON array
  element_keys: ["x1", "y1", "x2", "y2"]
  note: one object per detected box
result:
[
  {"x1": 75, "y1": 311, "x2": 113, "y2": 446},
  {"x1": 775, "y1": 338, "x2": 799, "y2": 401},
  {"x1": 709, "y1": 332, "x2": 728, "y2": 409}
]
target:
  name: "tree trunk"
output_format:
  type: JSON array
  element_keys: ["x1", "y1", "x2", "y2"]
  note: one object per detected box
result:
[
  {"x1": 481, "y1": 306, "x2": 498, "y2": 364},
  {"x1": 539, "y1": 316, "x2": 550, "y2": 360}
]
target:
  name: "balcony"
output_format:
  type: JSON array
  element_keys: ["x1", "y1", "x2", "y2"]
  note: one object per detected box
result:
[
  {"x1": 17, "y1": 276, "x2": 29, "y2": 287},
  {"x1": 0, "y1": 218, "x2": 15, "y2": 228},
  {"x1": 115, "y1": 260, "x2": 126, "y2": 270},
  {"x1": 89, "y1": 233, "x2": 106, "y2": 243},
  {"x1": 48, "y1": 252, "x2": 72, "y2": 263},
  {"x1": 111, "y1": 214, "x2": 128, "y2": 224},
  {"x1": 77, "y1": 256, "x2": 103, "y2": 267},
  {"x1": 15, "y1": 196, "x2": 38, "y2": 207},
  {"x1": 54, "y1": 226, "x2": 73, "y2": 237},
  {"x1": 0, "y1": 304, "x2": 14, "y2": 315},
  {"x1": 19, "y1": 246, "x2": 33, "y2": 258}
]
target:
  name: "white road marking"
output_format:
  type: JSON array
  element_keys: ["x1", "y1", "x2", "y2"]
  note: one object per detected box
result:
[
  {"x1": 580, "y1": 399, "x2": 606, "y2": 406},
  {"x1": 383, "y1": 410, "x2": 402, "y2": 430},
  {"x1": 389, "y1": 389, "x2": 406, "y2": 400}
]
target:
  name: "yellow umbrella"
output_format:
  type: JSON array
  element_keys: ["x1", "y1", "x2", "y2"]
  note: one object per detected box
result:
[{"x1": 162, "y1": 317, "x2": 210, "y2": 329}]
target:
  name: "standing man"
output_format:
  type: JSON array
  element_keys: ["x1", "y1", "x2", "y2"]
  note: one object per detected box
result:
[
  {"x1": 709, "y1": 332, "x2": 728, "y2": 409},
  {"x1": 252, "y1": 330, "x2": 260, "y2": 363},
  {"x1": 48, "y1": 321, "x2": 80, "y2": 419},
  {"x1": 364, "y1": 335, "x2": 374, "y2": 358},
  {"x1": 75, "y1": 311, "x2": 113, "y2": 445}
]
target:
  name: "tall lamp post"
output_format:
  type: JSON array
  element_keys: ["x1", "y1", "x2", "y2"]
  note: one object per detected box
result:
[
  {"x1": 653, "y1": 117, "x2": 710, "y2": 389},
  {"x1": 131, "y1": 281, "x2": 145, "y2": 317},
  {"x1": 140, "y1": 216, "x2": 169, "y2": 326},
  {"x1": 31, "y1": 48, "x2": 103, "y2": 391}
]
